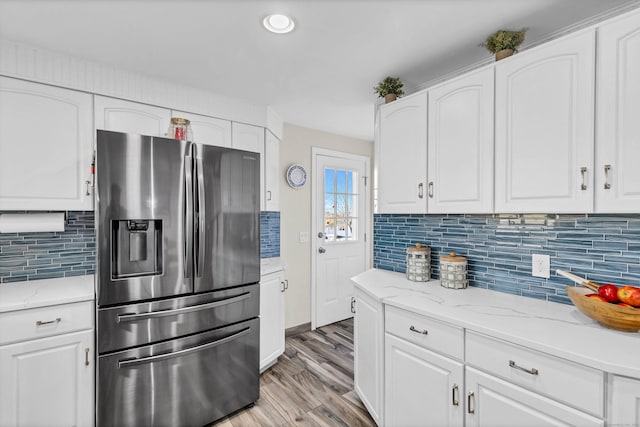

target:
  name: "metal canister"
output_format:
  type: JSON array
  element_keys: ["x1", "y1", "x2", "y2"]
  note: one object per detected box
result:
[
  {"x1": 406, "y1": 243, "x2": 431, "y2": 282},
  {"x1": 439, "y1": 252, "x2": 468, "y2": 289}
]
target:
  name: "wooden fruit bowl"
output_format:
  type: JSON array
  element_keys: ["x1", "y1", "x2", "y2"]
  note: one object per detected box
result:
[{"x1": 566, "y1": 286, "x2": 640, "y2": 333}]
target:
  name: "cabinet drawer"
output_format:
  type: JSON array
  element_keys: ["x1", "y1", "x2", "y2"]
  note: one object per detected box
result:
[
  {"x1": 385, "y1": 305, "x2": 463, "y2": 360},
  {"x1": 0, "y1": 301, "x2": 93, "y2": 345},
  {"x1": 466, "y1": 331, "x2": 604, "y2": 417}
]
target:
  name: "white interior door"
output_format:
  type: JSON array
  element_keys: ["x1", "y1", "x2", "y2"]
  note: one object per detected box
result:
[{"x1": 312, "y1": 148, "x2": 370, "y2": 329}]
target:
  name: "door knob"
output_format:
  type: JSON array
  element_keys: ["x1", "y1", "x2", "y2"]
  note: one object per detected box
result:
[{"x1": 318, "y1": 247, "x2": 326, "y2": 254}]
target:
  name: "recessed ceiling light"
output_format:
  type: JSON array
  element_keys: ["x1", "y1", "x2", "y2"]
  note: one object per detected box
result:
[{"x1": 263, "y1": 14, "x2": 295, "y2": 34}]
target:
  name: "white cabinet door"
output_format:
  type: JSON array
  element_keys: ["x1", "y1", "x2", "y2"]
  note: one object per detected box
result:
[
  {"x1": 465, "y1": 367, "x2": 603, "y2": 427},
  {"x1": 495, "y1": 30, "x2": 595, "y2": 213},
  {"x1": 0, "y1": 77, "x2": 93, "y2": 210},
  {"x1": 376, "y1": 92, "x2": 428, "y2": 213},
  {"x1": 264, "y1": 130, "x2": 280, "y2": 211},
  {"x1": 172, "y1": 110, "x2": 231, "y2": 147},
  {"x1": 259, "y1": 269, "x2": 285, "y2": 372},
  {"x1": 608, "y1": 374, "x2": 640, "y2": 427},
  {"x1": 94, "y1": 96, "x2": 171, "y2": 137},
  {"x1": 354, "y1": 288, "x2": 384, "y2": 426},
  {"x1": 232, "y1": 122, "x2": 265, "y2": 209},
  {"x1": 428, "y1": 66, "x2": 494, "y2": 213},
  {"x1": 0, "y1": 330, "x2": 93, "y2": 427},
  {"x1": 385, "y1": 333, "x2": 464, "y2": 427},
  {"x1": 595, "y1": 10, "x2": 640, "y2": 212}
]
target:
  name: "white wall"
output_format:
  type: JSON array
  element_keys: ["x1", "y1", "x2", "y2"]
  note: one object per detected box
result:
[{"x1": 280, "y1": 123, "x2": 374, "y2": 329}]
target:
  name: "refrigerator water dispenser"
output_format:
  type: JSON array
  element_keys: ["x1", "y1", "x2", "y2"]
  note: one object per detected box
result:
[{"x1": 111, "y1": 219, "x2": 163, "y2": 279}]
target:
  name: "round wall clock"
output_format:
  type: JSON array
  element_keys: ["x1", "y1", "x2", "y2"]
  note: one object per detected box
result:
[{"x1": 286, "y1": 164, "x2": 307, "y2": 189}]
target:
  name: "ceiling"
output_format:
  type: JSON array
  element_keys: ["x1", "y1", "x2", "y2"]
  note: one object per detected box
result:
[{"x1": 1, "y1": 0, "x2": 639, "y2": 141}]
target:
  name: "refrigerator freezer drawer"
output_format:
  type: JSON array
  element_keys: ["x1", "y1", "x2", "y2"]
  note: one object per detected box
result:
[
  {"x1": 97, "y1": 284, "x2": 259, "y2": 353},
  {"x1": 97, "y1": 317, "x2": 259, "y2": 427}
]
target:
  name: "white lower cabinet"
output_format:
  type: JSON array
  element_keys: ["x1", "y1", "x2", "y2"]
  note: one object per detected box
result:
[
  {"x1": 385, "y1": 333, "x2": 463, "y2": 427},
  {"x1": 259, "y1": 268, "x2": 286, "y2": 372},
  {"x1": 607, "y1": 374, "x2": 640, "y2": 426},
  {"x1": 0, "y1": 301, "x2": 94, "y2": 427},
  {"x1": 465, "y1": 367, "x2": 603, "y2": 427},
  {"x1": 354, "y1": 288, "x2": 384, "y2": 425}
]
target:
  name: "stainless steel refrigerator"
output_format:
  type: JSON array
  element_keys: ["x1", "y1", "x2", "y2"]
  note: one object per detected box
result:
[{"x1": 95, "y1": 130, "x2": 260, "y2": 427}]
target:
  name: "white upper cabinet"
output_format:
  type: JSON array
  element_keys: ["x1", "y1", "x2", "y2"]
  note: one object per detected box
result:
[
  {"x1": 376, "y1": 92, "x2": 428, "y2": 213},
  {"x1": 427, "y1": 66, "x2": 494, "y2": 213},
  {"x1": 171, "y1": 110, "x2": 231, "y2": 147},
  {"x1": 0, "y1": 77, "x2": 94, "y2": 211},
  {"x1": 94, "y1": 96, "x2": 171, "y2": 137},
  {"x1": 264, "y1": 130, "x2": 280, "y2": 211},
  {"x1": 494, "y1": 30, "x2": 596, "y2": 213},
  {"x1": 595, "y1": 10, "x2": 640, "y2": 212},
  {"x1": 232, "y1": 122, "x2": 266, "y2": 209}
]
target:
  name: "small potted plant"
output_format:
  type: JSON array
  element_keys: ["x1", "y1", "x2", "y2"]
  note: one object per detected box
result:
[
  {"x1": 481, "y1": 28, "x2": 527, "y2": 61},
  {"x1": 374, "y1": 76, "x2": 405, "y2": 103}
]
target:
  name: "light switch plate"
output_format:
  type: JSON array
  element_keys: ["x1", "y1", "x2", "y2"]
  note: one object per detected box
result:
[{"x1": 532, "y1": 254, "x2": 550, "y2": 279}]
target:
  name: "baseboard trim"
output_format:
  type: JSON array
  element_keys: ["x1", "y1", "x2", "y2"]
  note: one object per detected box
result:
[{"x1": 285, "y1": 322, "x2": 311, "y2": 338}]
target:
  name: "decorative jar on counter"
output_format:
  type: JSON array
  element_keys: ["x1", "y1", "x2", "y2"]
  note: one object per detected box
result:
[
  {"x1": 439, "y1": 252, "x2": 468, "y2": 289},
  {"x1": 168, "y1": 117, "x2": 193, "y2": 141},
  {"x1": 406, "y1": 243, "x2": 431, "y2": 282}
]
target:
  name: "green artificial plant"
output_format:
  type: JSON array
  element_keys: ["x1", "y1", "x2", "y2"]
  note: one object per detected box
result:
[
  {"x1": 481, "y1": 28, "x2": 527, "y2": 54},
  {"x1": 374, "y1": 76, "x2": 405, "y2": 98}
]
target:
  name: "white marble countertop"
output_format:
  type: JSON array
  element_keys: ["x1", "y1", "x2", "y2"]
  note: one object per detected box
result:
[
  {"x1": 352, "y1": 268, "x2": 640, "y2": 378},
  {"x1": 261, "y1": 257, "x2": 286, "y2": 275},
  {"x1": 0, "y1": 275, "x2": 95, "y2": 313}
]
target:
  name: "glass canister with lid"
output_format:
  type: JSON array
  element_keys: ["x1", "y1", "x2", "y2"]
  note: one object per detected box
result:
[
  {"x1": 406, "y1": 243, "x2": 431, "y2": 282},
  {"x1": 168, "y1": 117, "x2": 193, "y2": 141},
  {"x1": 439, "y1": 252, "x2": 468, "y2": 289}
]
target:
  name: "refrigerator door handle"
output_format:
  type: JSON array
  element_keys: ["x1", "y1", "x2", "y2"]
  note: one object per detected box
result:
[
  {"x1": 116, "y1": 292, "x2": 252, "y2": 323},
  {"x1": 117, "y1": 327, "x2": 251, "y2": 368},
  {"x1": 184, "y1": 154, "x2": 194, "y2": 279},
  {"x1": 196, "y1": 152, "x2": 206, "y2": 278}
]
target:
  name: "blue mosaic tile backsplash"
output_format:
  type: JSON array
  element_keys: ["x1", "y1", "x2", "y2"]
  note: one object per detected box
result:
[
  {"x1": 260, "y1": 211, "x2": 280, "y2": 259},
  {"x1": 0, "y1": 211, "x2": 95, "y2": 284},
  {"x1": 1, "y1": 210, "x2": 281, "y2": 284},
  {"x1": 374, "y1": 214, "x2": 640, "y2": 305}
]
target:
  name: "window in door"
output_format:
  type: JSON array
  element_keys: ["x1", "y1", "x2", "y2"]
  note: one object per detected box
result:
[{"x1": 324, "y1": 168, "x2": 359, "y2": 243}]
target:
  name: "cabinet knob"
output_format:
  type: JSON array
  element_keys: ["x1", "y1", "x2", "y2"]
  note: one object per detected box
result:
[{"x1": 318, "y1": 247, "x2": 326, "y2": 254}]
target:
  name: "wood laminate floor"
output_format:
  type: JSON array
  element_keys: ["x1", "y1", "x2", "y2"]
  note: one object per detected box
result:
[{"x1": 214, "y1": 319, "x2": 376, "y2": 427}]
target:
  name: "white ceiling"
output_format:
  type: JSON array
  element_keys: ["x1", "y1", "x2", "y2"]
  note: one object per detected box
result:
[{"x1": 1, "y1": 0, "x2": 639, "y2": 141}]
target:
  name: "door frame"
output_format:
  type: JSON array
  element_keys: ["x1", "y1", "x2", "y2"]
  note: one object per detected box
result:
[{"x1": 311, "y1": 147, "x2": 371, "y2": 330}]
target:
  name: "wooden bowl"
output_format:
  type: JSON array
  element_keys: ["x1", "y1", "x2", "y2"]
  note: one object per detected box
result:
[{"x1": 566, "y1": 286, "x2": 640, "y2": 333}]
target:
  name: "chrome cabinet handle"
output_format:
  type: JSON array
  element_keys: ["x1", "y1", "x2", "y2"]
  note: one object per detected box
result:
[
  {"x1": 452, "y1": 384, "x2": 459, "y2": 406},
  {"x1": 409, "y1": 325, "x2": 428, "y2": 335},
  {"x1": 418, "y1": 183, "x2": 424, "y2": 199},
  {"x1": 117, "y1": 292, "x2": 251, "y2": 322},
  {"x1": 84, "y1": 348, "x2": 90, "y2": 366},
  {"x1": 118, "y1": 327, "x2": 250, "y2": 368},
  {"x1": 267, "y1": 190, "x2": 272, "y2": 201},
  {"x1": 580, "y1": 166, "x2": 588, "y2": 190},
  {"x1": 350, "y1": 297, "x2": 356, "y2": 314},
  {"x1": 280, "y1": 281, "x2": 286, "y2": 292},
  {"x1": 604, "y1": 164, "x2": 611, "y2": 190},
  {"x1": 85, "y1": 180, "x2": 91, "y2": 196},
  {"x1": 428, "y1": 182, "x2": 434, "y2": 198},
  {"x1": 36, "y1": 317, "x2": 61, "y2": 326},
  {"x1": 284, "y1": 279, "x2": 289, "y2": 290},
  {"x1": 509, "y1": 359, "x2": 539, "y2": 375},
  {"x1": 467, "y1": 392, "x2": 475, "y2": 414}
]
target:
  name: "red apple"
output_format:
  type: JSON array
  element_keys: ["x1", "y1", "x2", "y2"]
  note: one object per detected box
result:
[
  {"x1": 616, "y1": 302, "x2": 635, "y2": 308},
  {"x1": 598, "y1": 284, "x2": 619, "y2": 303},
  {"x1": 617, "y1": 286, "x2": 640, "y2": 307},
  {"x1": 586, "y1": 293, "x2": 608, "y2": 303}
]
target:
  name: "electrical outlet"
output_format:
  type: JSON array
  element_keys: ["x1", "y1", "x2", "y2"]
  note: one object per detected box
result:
[{"x1": 532, "y1": 254, "x2": 550, "y2": 279}]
